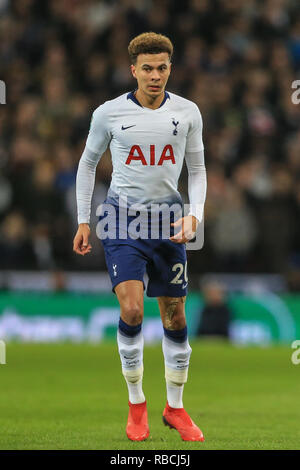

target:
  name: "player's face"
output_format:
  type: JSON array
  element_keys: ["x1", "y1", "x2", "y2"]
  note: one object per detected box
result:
[{"x1": 131, "y1": 53, "x2": 171, "y2": 99}]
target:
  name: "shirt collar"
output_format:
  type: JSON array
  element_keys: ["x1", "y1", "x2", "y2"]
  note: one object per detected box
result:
[{"x1": 127, "y1": 90, "x2": 170, "y2": 108}]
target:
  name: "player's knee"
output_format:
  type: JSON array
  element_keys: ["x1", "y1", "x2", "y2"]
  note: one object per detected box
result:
[{"x1": 121, "y1": 304, "x2": 143, "y2": 326}]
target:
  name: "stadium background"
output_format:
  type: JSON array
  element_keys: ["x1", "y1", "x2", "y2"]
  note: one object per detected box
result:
[
  {"x1": 1, "y1": 0, "x2": 300, "y2": 452},
  {"x1": 1, "y1": 0, "x2": 300, "y2": 344}
]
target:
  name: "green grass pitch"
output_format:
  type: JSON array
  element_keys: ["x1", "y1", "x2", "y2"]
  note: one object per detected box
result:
[{"x1": 0, "y1": 341, "x2": 299, "y2": 450}]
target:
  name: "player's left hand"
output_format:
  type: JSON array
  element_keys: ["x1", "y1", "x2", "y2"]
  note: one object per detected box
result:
[{"x1": 169, "y1": 215, "x2": 199, "y2": 244}]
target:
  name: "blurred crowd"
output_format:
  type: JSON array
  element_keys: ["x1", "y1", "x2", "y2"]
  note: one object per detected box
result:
[{"x1": 1, "y1": 0, "x2": 300, "y2": 285}]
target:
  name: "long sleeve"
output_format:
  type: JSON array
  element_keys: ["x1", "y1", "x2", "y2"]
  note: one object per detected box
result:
[
  {"x1": 76, "y1": 105, "x2": 111, "y2": 224},
  {"x1": 185, "y1": 149, "x2": 207, "y2": 223},
  {"x1": 76, "y1": 146, "x2": 102, "y2": 224},
  {"x1": 185, "y1": 103, "x2": 206, "y2": 223}
]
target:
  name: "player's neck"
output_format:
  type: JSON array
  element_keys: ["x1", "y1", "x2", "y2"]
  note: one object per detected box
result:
[{"x1": 135, "y1": 89, "x2": 165, "y2": 110}]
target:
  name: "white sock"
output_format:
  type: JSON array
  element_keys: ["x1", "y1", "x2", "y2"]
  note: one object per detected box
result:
[
  {"x1": 126, "y1": 379, "x2": 146, "y2": 404},
  {"x1": 117, "y1": 329, "x2": 145, "y2": 404},
  {"x1": 166, "y1": 382, "x2": 184, "y2": 408},
  {"x1": 162, "y1": 335, "x2": 192, "y2": 409}
]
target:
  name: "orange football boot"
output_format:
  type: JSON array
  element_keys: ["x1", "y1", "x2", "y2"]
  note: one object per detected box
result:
[
  {"x1": 162, "y1": 402, "x2": 205, "y2": 441},
  {"x1": 126, "y1": 401, "x2": 150, "y2": 441}
]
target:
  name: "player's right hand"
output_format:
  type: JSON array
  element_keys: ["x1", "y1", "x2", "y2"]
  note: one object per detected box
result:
[{"x1": 73, "y1": 223, "x2": 92, "y2": 256}]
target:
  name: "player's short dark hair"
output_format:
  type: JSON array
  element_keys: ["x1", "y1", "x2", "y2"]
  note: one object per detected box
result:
[{"x1": 128, "y1": 32, "x2": 173, "y2": 65}]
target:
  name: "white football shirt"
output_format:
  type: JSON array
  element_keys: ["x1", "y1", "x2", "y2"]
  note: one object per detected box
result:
[{"x1": 76, "y1": 90, "x2": 206, "y2": 223}]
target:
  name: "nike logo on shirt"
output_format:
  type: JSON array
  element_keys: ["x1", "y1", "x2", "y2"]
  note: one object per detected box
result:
[{"x1": 122, "y1": 125, "x2": 136, "y2": 130}]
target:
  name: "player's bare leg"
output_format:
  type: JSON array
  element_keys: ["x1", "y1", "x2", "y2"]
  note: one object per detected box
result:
[
  {"x1": 157, "y1": 296, "x2": 204, "y2": 442},
  {"x1": 115, "y1": 280, "x2": 149, "y2": 441}
]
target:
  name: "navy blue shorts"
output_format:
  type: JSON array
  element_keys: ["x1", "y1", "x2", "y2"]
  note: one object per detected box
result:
[{"x1": 99, "y1": 204, "x2": 188, "y2": 297}]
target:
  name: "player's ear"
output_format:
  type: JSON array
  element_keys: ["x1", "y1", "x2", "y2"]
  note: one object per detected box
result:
[{"x1": 130, "y1": 64, "x2": 137, "y2": 79}]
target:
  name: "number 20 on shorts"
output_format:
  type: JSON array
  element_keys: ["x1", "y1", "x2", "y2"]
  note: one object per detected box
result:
[{"x1": 170, "y1": 262, "x2": 188, "y2": 285}]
